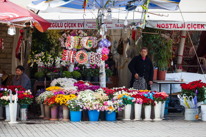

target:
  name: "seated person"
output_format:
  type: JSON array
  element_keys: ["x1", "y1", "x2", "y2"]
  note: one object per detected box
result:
[{"x1": 11, "y1": 65, "x2": 31, "y2": 90}]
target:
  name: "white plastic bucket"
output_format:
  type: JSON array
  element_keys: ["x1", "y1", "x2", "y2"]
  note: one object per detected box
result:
[
  {"x1": 201, "y1": 105, "x2": 206, "y2": 121},
  {"x1": 123, "y1": 104, "x2": 131, "y2": 120},
  {"x1": 185, "y1": 108, "x2": 199, "y2": 121}
]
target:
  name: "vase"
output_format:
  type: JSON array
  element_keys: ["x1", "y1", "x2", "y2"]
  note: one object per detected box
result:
[
  {"x1": 0, "y1": 105, "x2": 4, "y2": 119},
  {"x1": 5, "y1": 105, "x2": 10, "y2": 121},
  {"x1": 39, "y1": 104, "x2": 44, "y2": 118},
  {"x1": 84, "y1": 76, "x2": 91, "y2": 82},
  {"x1": 50, "y1": 105, "x2": 58, "y2": 121},
  {"x1": 99, "y1": 111, "x2": 105, "y2": 121},
  {"x1": 88, "y1": 110, "x2": 100, "y2": 121},
  {"x1": 154, "y1": 101, "x2": 162, "y2": 121},
  {"x1": 160, "y1": 101, "x2": 166, "y2": 119},
  {"x1": 123, "y1": 104, "x2": 132, "y2": 120},
  {"x1": 158, "y1": 70, "x2": 166, "y2": 80},
  {"x1": 92, "y1": 76, "x2": 99, "y2": 82},
  {"x1": 62, "y1": 105, "x2": 70, "y2": 121},
  {"x1": 144, "y1": 105, "x2": 152, "y2": 121},
  {"x1": 134, "y1": 104, "x2": 142, "y2": 121},
  {"x1": 70, "y1": 111, "x2": 82, "y2": 122},
  {"x1": 105, "y1": 111, "x2": 116, "y2": 121},
  {"x1": 59, "y1": 105, "x2": 63, "y2": 120},
  {"x1": 153, "y1": 68, "x2": 158, "y2": 80},
  {"x1": 44, "y1": 104, "x2": 50, "y2": 120},
  {"x1": 201, "y1": 104, "x2": 206, "y2": 121},
  {"x1": 20, "y1": 104, "x2": 29, "y2": 121},
  {"x1": 9, "y1": 103, "x2": 18, "y2": 124}
]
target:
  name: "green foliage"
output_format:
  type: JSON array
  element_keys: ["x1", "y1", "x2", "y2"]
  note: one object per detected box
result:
[
  {"x1": 142, "y1": 28, "x2": 172, "y2": 70},
  {"x1": 62, "y1": 71, "x2": 72, "y2": 78},
  {"x1": 84, "y1": 69, "x2": 93, "y2": 77},
  {"x1": 105, "y1": 68, "x2": 113, "y2": 77},
  {"x1": 72, "y1": 71, "x2": 81, "y2": 79},
  {"x1": 47, "y1": 72, "x2": 55, "y2": 79},
  {"x1": 181, "y1": 87, "x2": 205, "y2": 102},
  {"x1": 34, "y1": 72, "x2": 44, "y2": 78}
]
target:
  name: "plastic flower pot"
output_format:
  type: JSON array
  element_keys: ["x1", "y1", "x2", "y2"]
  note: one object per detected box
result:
[
  {"x1": 92, "y1": 76, "x2": 99, "y2": 82},
  {"x1": 154, "y1": 101, "x2": 162, "y2": 121},
  {"x1": 201, "y1": 104, "x2": 206, "y2": 121},
  {"x1": 44, "y1": 104, "x2": 50, "y2": 120},
  {"x1": 153, "y1": 68, "x2": 158, "y2": 80},
  {"x1": 20, "y1": 104, "x2": 29, "y2": 121},
  {"x1": 134, "y1": 104, "x2": 142, "y2": 121},
  {"x1": 0, "y1": 105, "x2": 4, "y2": 120},
  {"x1": 123, "y1": 104, "x2": 132, "y2": 120},
  {"x1": 161, "y1": 101, "x2": 166, "y2": 119},
  {"x1": 62, "y1": 105, "x2": 70, "y2": 122},
  {"x1": 185, "y1": 108, "x2": 199, "y2": 121},
  {"x1": 59, "y1": 105, "x2": 63, "y2": 120},
  {"x1": 5, "y1": 105, "x2": 10, "y2": 121},
  {"x1": 39, "y1": 104, "x2": 44, "y2": 118},
  {"x1": 158, "y1": 70, "x2": 166, "y2": 80},
  {"x1": 88, "y1": 110, "x2": 100, "y2": 121},
  {"x1": 84, "y1": 76, "x2": 91, "y2": 82},
  {"x1": 50, "y1": 105, "x2": 58, "y2": 121},
  {"x1": 105, "y1": 111, "x2": 116, "y2": 121},
  {"x1": 144, "y1": 105, "x2": 152, "y2": 121},
  {"x1": 70, "y1": 111, "x2": 82, "y2": 122}
]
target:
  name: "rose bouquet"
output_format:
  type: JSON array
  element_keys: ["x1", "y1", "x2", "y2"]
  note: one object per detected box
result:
[
  {"x1": 83, "y1": 100, "x2": 104, "y2": 111},
  {"x1": 17, "y1": 90, "x2": 34, "y2": 105},
  {"x1": 55, "y1": 94, "x2": 77, "y2": 106},
  {"x1": 101, "y1": 88, "x2": 116, "y2": 100},
  {"x1": 181, "y1": 80, "x2": 206, "y2": 102},
  {"x1": 36, "y1": 91, "x2": 54, "y2": 104},
  {"x1": 142, "y1": 93, "x2": 155, "y2": 106},
  {"x1": 0, "y1": 95, "x2": 15, "y2": 106},
  {"x1": 118, "y1": 94, "x2": 134, "y2": 105},
  {"x1": 67, "y1": 99, "x2": 83, "y2": 111},
  {"x1": 103, "y1": 100, "x2": 124, "y2": 112},
  {"x1": 44, "y1": 95, "x2": 57, "y2": 107},
  {"x1": 153, "y1": 92, "x2": 168, "y2": 103},
  {"x1": 1, "y1": 85, "x2": 25, "y2": 93}
]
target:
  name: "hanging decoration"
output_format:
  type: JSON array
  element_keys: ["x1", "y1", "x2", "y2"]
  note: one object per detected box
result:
[
  {"x1": 62, "y1": 49, "x2": 68, "y2": 61},
  {"x1": 88, "y1": 52, "x2": 96, "y2": 64},
  {"x1": 0, "y1": 39, "x2": 4, "y2": 50},
  {"x1": 75, "y1": 50, "x2": 88, "y2": 64},
  {"x1": 65, "y1": 36, "x2": 75, "y2": 50},
  {"x1": 68, "y1": 50, "x2": 77, "y2": 64},
  {"x1": 15, "y1": 29, "x2": 24, "y2": 61}
]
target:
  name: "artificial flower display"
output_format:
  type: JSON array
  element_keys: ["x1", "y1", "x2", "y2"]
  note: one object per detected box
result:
[
  {"x1": 36, "y1": 91, "x2": 54, "y2": 104},
  {"x1": 46, "y1": 86, "x2": 62, "y2": 92},
  {"x1": 44, "y1": 95, "x2": 57, "y2": 107},
  {"x1": 83, "y1": 100, "x2": 104, "y2": 111},
  {"x1": 67, "y1": 99, "x2": 83, "y2": 111},
  {"x1": 18, "y1": 90, "x2": 34, "y2": 105},
  {"x1": 103, "y1": 100, "x2": 124, "y2": 112}
]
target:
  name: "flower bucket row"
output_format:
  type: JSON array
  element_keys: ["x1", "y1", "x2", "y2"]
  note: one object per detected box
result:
[{"x1": 35, "y1": 79, "x2": 169, "y2": 122}]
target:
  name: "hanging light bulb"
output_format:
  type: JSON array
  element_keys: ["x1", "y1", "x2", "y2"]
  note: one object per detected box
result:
[
  {"x1": 107, "y1": 8, "x2": 112, "y2": 21},
  {"x1": 8, "y1": 25, "x2": 16, "y2": 35},
  {"x1": 92, "y1": 1, "x2": 96, "y2": 11},
  {"x1": 124, "y1": 17, "x2": 128, "y2": 26}
]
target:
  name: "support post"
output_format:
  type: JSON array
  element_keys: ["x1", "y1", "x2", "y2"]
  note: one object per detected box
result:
[{"x1": 177, "y1": 31, "x2": 186, "y2": 65}]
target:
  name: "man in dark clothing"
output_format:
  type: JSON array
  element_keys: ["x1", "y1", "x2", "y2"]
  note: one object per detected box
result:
[
  {"x1": 11, "y1": 65, "x2": 31, "y2": 90},
  {"x1": 128, "y1": 47, "x2": 153, "y2": 90}
]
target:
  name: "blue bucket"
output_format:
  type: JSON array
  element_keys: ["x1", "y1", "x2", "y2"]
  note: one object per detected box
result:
[
  {"x1": 105, "y1": 111, "x2": 116, "y2": 121},
  {"x1": 88, "y1": 110, "x2": 100, "y2": 121},
  {"x1": 70, "y1": 111, "x2": 82, "y2": 122}
]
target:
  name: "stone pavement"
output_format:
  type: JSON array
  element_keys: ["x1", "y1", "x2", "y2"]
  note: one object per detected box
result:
[{"x1": 0, "y1": 114, "x2": 206, "y2": 137}]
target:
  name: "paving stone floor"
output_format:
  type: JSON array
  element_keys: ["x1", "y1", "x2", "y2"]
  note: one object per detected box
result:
[{"x1": 0, "y1": 114, "x2": 206, "y2": 137}]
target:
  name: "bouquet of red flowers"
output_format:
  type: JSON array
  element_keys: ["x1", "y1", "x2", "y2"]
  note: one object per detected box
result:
[
  {"x1": 1, "y1": 85, "x2": 25, "y2": 92},
  {"x1": 181, "y1": 80, "x2": 206, "y2": 102},
  {"x1": 153, "y1": 94, "x2": 166, "y2": 104},
  {"x1": 18, "y1": 90, "x2": 33, "y2": 105},
  {"x1": 44, "y1": 95, "x2": 57, "y2": 107},
  {"x1": 102, "y1": 87, "x2": 116, "y2": 100}
]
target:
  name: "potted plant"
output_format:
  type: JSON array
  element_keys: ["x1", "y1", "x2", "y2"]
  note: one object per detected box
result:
[
  {"x1": 90, "y1": 64, "x2": 99, "y2": 82},
  {"x1": 67, "y1": 99, "x2": 83, "y2": 122},
  {"x1": 142, "y1": 92, "x2": 155, "y2": 121},
  {"x1": 44, "y1": 95, "x2": 58, "y2": 121},
  {"x1": 105, "y1": 65, "x2": 113, "y2": 82},
  {"x1": 71, "y1": 71, "x2": 81, "y2": 80},
  {"x1": 103, "y1": 100, "x2": 124, "y2": 121},
  {"x1": 84, "y1": 100, "x2": 104, "y2": 121},
  {"x1": 119, "y1": 94, "x2": 134, "y2": 121},
  {"x1": 34, "y1": 72, "x2": 44, "y2": 81},
  {"x1": 84, "y1": 68, "x2": 93, "y2": 82},
  {"x1": 62, "y1": 71, "x2": 72, "y2": 78}
]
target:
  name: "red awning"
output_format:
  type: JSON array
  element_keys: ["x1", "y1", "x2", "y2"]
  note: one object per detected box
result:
[{"x1": 0, "y1": 0, "x2": 51, "y2": 32}]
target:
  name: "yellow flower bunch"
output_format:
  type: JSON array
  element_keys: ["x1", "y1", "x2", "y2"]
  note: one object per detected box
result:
[
  {"x1": 139, "y1": 90, "x2": 150, "y2": 92},
  {"x1": 118, "y1": 93, "x2": 128, "y2": 100},
  {"x1": 46, "y1": 86, "x2": 61, "y2": 91},
  {"x1": 55, "y1": 94, "x2": 77, "y2": 106}
]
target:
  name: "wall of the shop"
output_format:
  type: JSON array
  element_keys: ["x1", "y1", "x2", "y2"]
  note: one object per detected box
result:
[{"x1": 0, "y1": 24, "x2": 14, "y2": 74}]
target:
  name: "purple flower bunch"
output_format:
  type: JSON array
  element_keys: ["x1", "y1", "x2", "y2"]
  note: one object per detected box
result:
[
  {"x1": 73, "y1": 67, "x2": 80, "y2": 71},
  {"x1": 74, "y1": 83, "x2": 100, "y2": 91},
  {"x1": 36, "y1": 88, "x2": 46, "y2": 97},
  {"x1": 54, "y1": 91, "x2": 65, "y2": 96}
]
